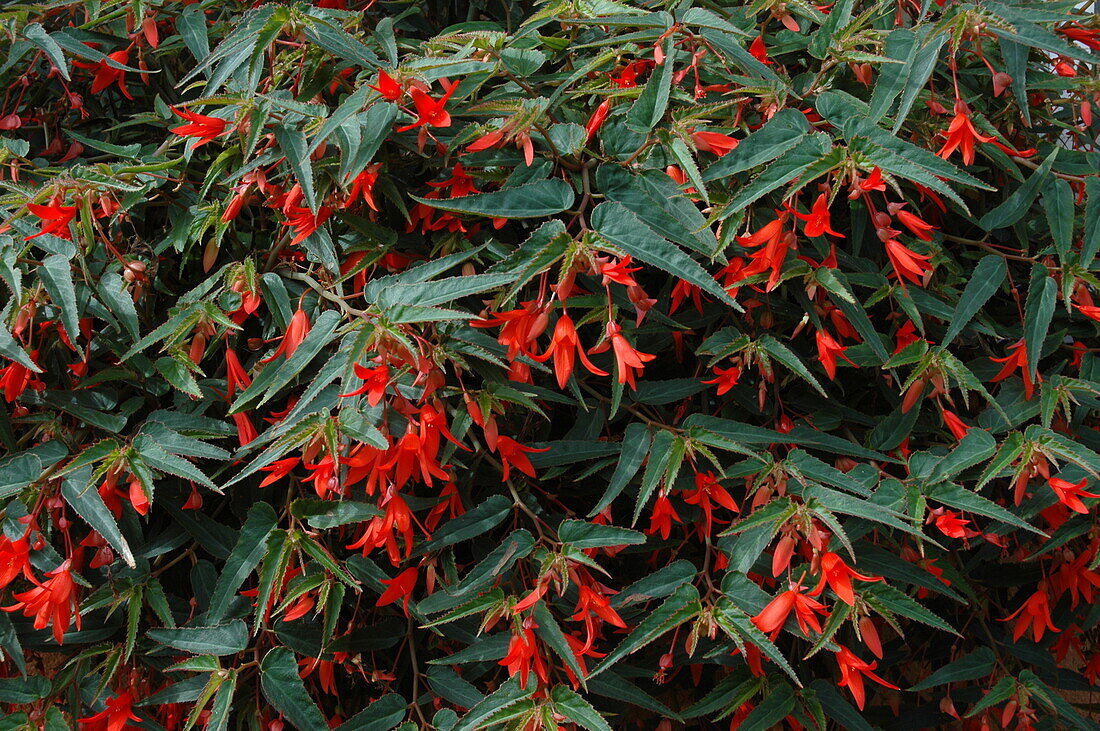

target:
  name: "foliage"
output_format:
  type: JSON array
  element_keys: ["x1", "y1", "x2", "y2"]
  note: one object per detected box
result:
[{"x1": 0, "y1": 0, "x2": 1098, "y2": 728}]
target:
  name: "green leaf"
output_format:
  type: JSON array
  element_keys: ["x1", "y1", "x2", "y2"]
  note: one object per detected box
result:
[
  {"x1": 0, "y1": 676, "x2": 50, "y2": 703},
  {"x1": 207, "y1": 502, "x2": 278, "y2": 625},
  {"x1": 1042, "y1": 176, "x2": 1074, "y2": 265},
  {"x1": 148, "y1": 621, "x2": 248, "y2": 656},
  {"x1": 926, "y1": 428, "x2": 997, "y2": 483},
  {"x1": 1082, "y1": 176, "x2": 1100, "y2": 268},
  {"x1": 551, "y1": 685, "x2": 613, "y2": 731},
  {"x1": 260, "y1": 647, "x2": 329, "y2": 730},
  {"x1": 274, "y1": 124, "x2": 317, "y2": 214},
  {"x1": 926, "y1": 481, "x2": 1043, "y2": 535},
  {"x1": 941, "y1": 256, "x2": 1006, "y2": 347},
  {"x1": 978, "y1": 148, "x2": 1058, "y2": 231},
  {"x1": 452, "y1": 676, "x2": 535, "y2": 731},
  {"x1": 1023, "y1": 265, "x2": 1056, "y2": 379},
  {"x1": 0, "y1": 441, "x2": 67, "y2": 499},
  {"x1": 39, "y1": 254, "x2": 80, "y2": 356},
  {"x1": 703, "y1": 108, "x2": 808, "y2": 181},
  {"x1": 411, "y1": 180, "x2": 575, "y2": 219},
  {"x1": 416, "y1": 495, "x2": 511, "y2": 554},
  {"x1": 864, "y1": 584, "x2": 957, "y2": 635},
  {"x1": 335, "y1": 694, "x2": 408, "y2": 731},
  {"x1": 867, "y1": 29, "x2": 918, "y2": 122},
  {"x1": 759, "y1": 335, "x2": 828, "y2": 396},
  {"x1": 558, "y1": 520, "x2": 646, "y2": 549},
  {"x1": 590, "y1": 584, "x2": 701, "y2": 678},
  {"x1": 590, "y1": 423, "x2": 650, "y2": 516},
  {"x1": 61, "y1": 465, "x2": 135, "y2": 569},
  {"x1": 737, "y1": 682, "x2": 795, "y2": 731},
  {"x1": 591, "y1": 201, "x2": 738, "y2": 309},
  {"x1": 909, "y1": 647, "x2": 995, "y2": 691},
  {"x1": 717, "y1": 134, "x2": 833, "y2": 218},
  {"x1": 625, "y1": 39, "x2": 674, "y2": 133},
  {"x1": 22, "y1": 24, "x2": 69, "y2": 80}
]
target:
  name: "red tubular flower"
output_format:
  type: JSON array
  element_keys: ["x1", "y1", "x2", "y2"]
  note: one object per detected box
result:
[
  {"x1": 646, "y1": 494, "x2": 682, "y2": 539},
  {"x1": 377, "y1": 566, "x2": 418, "y2": 614},
  {"x1": 495, "y1": 436, "x2": 548, "y2": 482},
  {"x1": 499, "y1": 626, "x2": 548, "y2": 689},
  {"x1": 585, "y1": 99, "x2": 612, "y2": 141},
  {"x1": 1002, "y1": 584, "x2": 1059, "y2": 642},
  {"x1": 76, "y1": 50, "x2": 133, "y2": 99},
  {"x1": 259, "y1": 457, "x2": 299, "y2": 488},
  {"x1": 682, "y1": 471, "x2": 739, "y2": 536},
  {"x1": 990, "y1": 340, "x2": 1038, "y2": 400},
  {"x1": 225, "y1": 349, "x2": 252, "y2": 398},
  {"x1": 262, "y1": 307, "x2": 311, "y2": 363},
  {"x1": 703, "y1": 365, "x2": 741, "y2": 395},
  {"x1": 834, "y1": 645, "x2": 899, "y2": 710},
  {"x1": 0, "y1": 535, "x2": 32, "y2": 590},
  {"x1": 932, "y1": 508, "x2": 971, "y2": 539},
  {"x1": 591, "y1": 321, "x2": 656, "y2": 390},
  {"x1": 598, "y1": 255, "x2": 642, "y2": 287},
  {"x1": 937, "y1": 110, "x2": 995, "y2": 165},
  {"x1": 736, "y1": 213, "x2": 792, "y2": 291},
  {"x1": 77, "y1": 690, "x2": 142, "y2": 730},
  {"x1": 283, "y1": 204, "x2": 333, "y2": 246},
  {"x1": 753, "y1": 583, "x2": 829, "y2": 639},
  {"x1": 26, "y1": 201, "x2": 78, "y2": 240},
  {"x1": 691, "y1": 130, "x2": 739, "y2": 156},
  {"x1": 532, "y1": 313, "x2": 608, "y2": 389},
  {"x1": 940, "y1": 406, "x2": 971, "y2": 441},
  {"x1": 340, "y1": 363, "x2": 390, "y2": 406},
  {"x1": 810, "y1": 552, "x2": 882, "y2": 605},
  {"x1": 370, "y1": 70, "x2": 403, "y2": 100},
  {"x1": 792, "y1": 193, "x2": 844, "y2": 238},
  {"x1": 571, "y1": 584, "x2": 627, "y2": 652},
  {"x1": 170, "y1": 107, "x2": 229, "y2": 148},
  {"x1": 345, "y1": 163, "x2": 383, "y2": 211},
  {"x1": 232, "y1": 411, "x2": 259, "y2": 447},
  {"x1": 1047, "y1": 476, "x2": 1100, "y2": 514},
  {"x1": 5, "y1": 559, "x2": 81, "y2": 645},
  {"x1": 816, "y1": 329, "x2": 855, "y2": 381},
  {"x1": 749, "y1": 35, "x2": 771, "y2": 64},
  {"x1": 397, "y1": 80, "x2": 458, "y2": 132},
  {"x1": 894, "y1": 207, "x2": 937, "y2": 241},
  {"x1": 884, "y1": 239, "x2": 934, "y2": 287}
]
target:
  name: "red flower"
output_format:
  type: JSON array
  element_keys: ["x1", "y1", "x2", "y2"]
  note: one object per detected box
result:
[
  {"x1": 377, "y1": 566, "x2": 418, "y2": 614},
  {"x1": 225, "y1": 349, "x2": 252, "y2": 398},
  {"x1": 792, "y1": 194, "x2": 844, "y2": 238},
  {"x1": 598, "y1": 255, "x2": 641, "y2": 287},
  {"x1": 499, "y1": 625, "x2": 548, "y2": 689},
  {"x1": 940, "y1": 407, "x2": 971, "y2": 441},
  {"x1": 0, "y1": 535, "x2": 32, "y2": 590},
  {"x1": 810, "y1": 552, "x2": 882, "y2": 605},
  {"x1": 1054, "y1": 60, "x2": 1077, "y2": 77},
  {"x1": 834, "y1": 645, "x2": 899, "y2": 710},
  {"x1": 990, "y1": 340, "x2": 1038, "y2": 400},
  {"x1": 646, "y1": 494, "x2": 682, "y2": 539},
  {"x1": 749, "y1": 35, "x2": 771, "y2": 64},
  {"x1": 703, "y1": 365, "x2": 741, "y2": 395},
  {"x1": 884, "y1": 239, "x2": 933, "y2": 287},
  {"x1": 26, "y1": 201, "x2": 78, "y2": 240},
  {"x1": 495, "y1": 436, "x2": 548, "y2": 482},
  {"x1": 682, "y1": 471, "x2": 739, "y2": 535},
  {"x1": 816, "y1": 329, "x2": 855, "y2": 381},
  {"x1": 5, "y1": 559, "x2": 81, "y2": 644},
  {"x1": 753, "y1": 583, "x2": 830, "y2": 639},
  {"x1": 1002, "y1": 584, "x2": 1059, "y2": 642},
  {"x1": 859, "y1": 167, "x2": 887, "y2": 192},
  {"x1": 691, "y1": 130, "x2": 739, "y2": 156},
  {"x1": 283, "y1": 204, "x2": 333, "y2": 246},
  {"x1": 932, "y1": 508, "x2": 971, "y2": 539},
  {"x1": 77, "y1": 690, "x2": 142, "y2": 731},
  {"x1": 170, "y1": 107, "x2": 229, "y2": 148},
  {"x1": 937, "y1": 110, "x2": 995, "y2": 165},
  {"x1": 736, "y1": 213, "x2": 792, "y2": 292},
  {"x1": 894, "y1": 207, "x2": 937, "y2": 241},
  {"x1": 370, "y1": 70, "x2": 403, "y2": 100},
  {"x1": 345, "y1": 163, "x2": 382, "y2": 211},
  {"x1": 76, "y1": 50, "x2": 133, "y2": 99},
  {"x1": 262, "y1": 307, "x2": 311, "y2": 363},
  {"x1": 1047, "y1": 476, "x2": 1100, "y2": 514},
  {"x1": 397, "y1": 80, "x2": 458, "y2": 132},
  {"x1": 340, "y1": 363, "x2": 390, "y2": 406},
  {"x1": 533, "y1": 313, "x2": 608, "y2": 389},
  {"x1": 571, "y1": 584, "x2": 627, "y2": 652},
  {"x1": 259, "y1": 457, "x2": 299, "y2": 488},
  {"x1": 591, "y1": 321, "x2": 656, "y2": 390},
  {"x1": 585, "y1": 99, "x2": 612, "y2": 141}
]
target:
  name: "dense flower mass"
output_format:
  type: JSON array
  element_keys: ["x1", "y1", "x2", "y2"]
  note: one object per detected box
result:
[{"x1": 0, "y1": 0, "x2": 1098, "y2": 728}]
